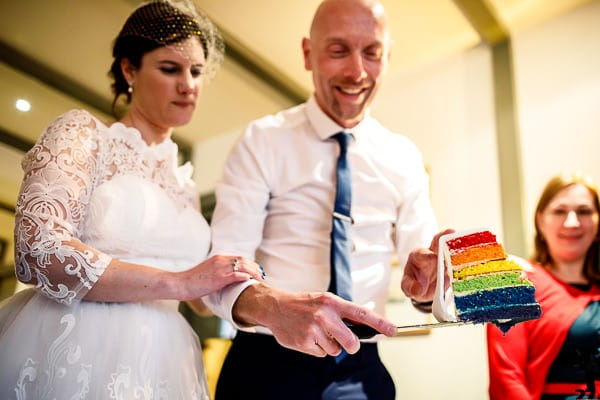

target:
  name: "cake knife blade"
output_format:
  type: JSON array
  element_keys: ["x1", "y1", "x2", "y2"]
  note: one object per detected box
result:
[
  {"x1": 394, "y1": 320, "x2": 472, "y2": 334},
  {"x1": 348, "y1": 321, "x2": 473, "y2": 339}
]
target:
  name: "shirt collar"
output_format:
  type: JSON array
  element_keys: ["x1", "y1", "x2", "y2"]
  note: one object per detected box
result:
[{"x1": 305, "y1": 95, "x2": 372, "y2": 141}]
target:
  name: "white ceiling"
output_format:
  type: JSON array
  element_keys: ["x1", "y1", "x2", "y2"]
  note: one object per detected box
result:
[{"x1": 0, "y1": 0, "x2": 592, "y2": 147}]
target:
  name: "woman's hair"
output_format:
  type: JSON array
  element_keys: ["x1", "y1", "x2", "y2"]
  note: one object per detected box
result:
[
  {"x1": 533, "y1": 172, "x2": 600, "y2": 285},
  {"x1": 108, "y1": 0, "x2": 224, "y2": 117},
  {"x1": 109, "y1": 36, "x2": 161, "y2": 116}
]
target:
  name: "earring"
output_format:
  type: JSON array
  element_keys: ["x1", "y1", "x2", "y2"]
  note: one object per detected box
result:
[{"x1": 127, "y1": 82, "x2": 133, "y2": 94}]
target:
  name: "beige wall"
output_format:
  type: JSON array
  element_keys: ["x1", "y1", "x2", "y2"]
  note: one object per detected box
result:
[
  {"x1": 374, "y1": 43, "x2": 502, "y2": 236},
  {"x1": 515, "y1": 0, "x2": 600, "y2": 256},
  {"x1": 374, "y1": 44, "x2": 495, "y2": 398}
]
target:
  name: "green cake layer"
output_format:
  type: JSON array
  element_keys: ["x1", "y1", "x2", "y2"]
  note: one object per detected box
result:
[{"x1": 453, "y1": 272, "x2": 531, "y2": 293}]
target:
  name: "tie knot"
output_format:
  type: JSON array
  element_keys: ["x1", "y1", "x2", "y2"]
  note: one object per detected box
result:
[{"x1": 332, "y1": 132, "x2": 352, "y2": 152}]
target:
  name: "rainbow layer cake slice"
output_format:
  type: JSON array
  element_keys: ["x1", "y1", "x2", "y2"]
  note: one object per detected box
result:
[{"x1": 433, "y1": 229, "x2": 541, "y2": 332}]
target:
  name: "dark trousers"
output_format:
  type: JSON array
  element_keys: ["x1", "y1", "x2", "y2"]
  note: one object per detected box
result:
[{"x1": 215, "y1": 331, "x2": 395, "y2": 400}]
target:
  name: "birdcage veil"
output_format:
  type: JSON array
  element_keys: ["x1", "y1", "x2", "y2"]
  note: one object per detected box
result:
[{"x1": 117, "y1": 0, "x2": 224, "y2": 81}]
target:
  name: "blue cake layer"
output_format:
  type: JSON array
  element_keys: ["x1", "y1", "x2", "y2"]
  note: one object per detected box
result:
[
  {"x1": 457, "y1": 303, "x2": 542, "y2": 323},
  {"x1": 454, "y1": 285, "x2": 536, "y2": 310},
  {"x1": 455, "y1": 285, "x2": 542, "y2": 333},
  {"x1": 458, "y1": 303, "x2": 542, "y2": 333}
]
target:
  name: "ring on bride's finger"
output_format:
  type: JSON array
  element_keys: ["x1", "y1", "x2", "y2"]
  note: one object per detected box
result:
[{"x1": 232, "y1": 258, "x2": 240, "y2": 272}]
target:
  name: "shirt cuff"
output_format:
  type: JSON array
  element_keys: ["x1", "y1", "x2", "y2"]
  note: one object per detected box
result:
[
  {"x1": 410, "y1": 298, "x2": 433, "y2": 313},
  {"x1": 218, "y1": 279, "x2": 260, "y2": 331}
]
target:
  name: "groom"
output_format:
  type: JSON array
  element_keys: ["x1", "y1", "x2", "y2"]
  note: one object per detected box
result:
[{"x1": 205, "y1": 0, "x2": 443, "y2": 398}]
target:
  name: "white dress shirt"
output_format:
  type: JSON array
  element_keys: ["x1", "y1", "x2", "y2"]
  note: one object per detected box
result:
[{"x1": 204, "y1": 96, "x2": 438, "y2": 334}]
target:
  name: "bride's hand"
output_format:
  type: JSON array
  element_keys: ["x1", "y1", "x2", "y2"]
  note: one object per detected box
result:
[{"x1": 176, "y1": 255, "x2": 265, "y2": 300}]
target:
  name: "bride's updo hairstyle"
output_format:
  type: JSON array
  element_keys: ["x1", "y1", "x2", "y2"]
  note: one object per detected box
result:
[{"x1": 108, "y1": 0, "x2": 224, "y2": 116}]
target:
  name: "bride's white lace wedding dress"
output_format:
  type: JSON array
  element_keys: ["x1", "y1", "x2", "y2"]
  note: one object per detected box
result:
[{"x1": 0, "y1": 109, "x2": 211, "y2": 399}]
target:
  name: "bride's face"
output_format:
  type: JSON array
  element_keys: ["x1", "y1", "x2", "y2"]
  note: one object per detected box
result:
[{"x1": 128, "y1": 37, "x2": 206, "y2": 130}]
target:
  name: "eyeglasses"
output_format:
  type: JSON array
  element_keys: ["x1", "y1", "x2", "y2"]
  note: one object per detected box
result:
[{"x1": 544, "y1": 207, "x2": 598, "y2": 221}]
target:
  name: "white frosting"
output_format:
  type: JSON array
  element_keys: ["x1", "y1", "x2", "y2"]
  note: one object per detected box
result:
[{"x1": 432, "y1": 228, "x2": 488, "y2": 322}]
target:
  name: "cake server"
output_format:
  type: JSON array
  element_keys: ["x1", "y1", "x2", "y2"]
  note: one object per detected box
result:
[{"x1": 348, "y1": 321, "x2": 473, "y2": 339}]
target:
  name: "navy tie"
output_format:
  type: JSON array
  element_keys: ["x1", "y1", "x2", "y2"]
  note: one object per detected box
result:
[{"x1": 328, "y1": 132, "x2": 353, "y2": 302}]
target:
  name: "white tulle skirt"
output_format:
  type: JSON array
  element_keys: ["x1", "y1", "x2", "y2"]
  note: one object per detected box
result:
[{"x1": 0, "y1": 289, "x2": 209, "y2": 400}]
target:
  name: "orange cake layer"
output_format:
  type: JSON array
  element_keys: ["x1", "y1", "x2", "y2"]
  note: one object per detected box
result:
[{"x1": 450, "y1": 243, "x2": 506, "y2": 268}]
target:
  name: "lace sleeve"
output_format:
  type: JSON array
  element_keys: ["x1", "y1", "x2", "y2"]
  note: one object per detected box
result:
[{"x1": 14, "y1": 110, "x2": 112, "y2": 305}]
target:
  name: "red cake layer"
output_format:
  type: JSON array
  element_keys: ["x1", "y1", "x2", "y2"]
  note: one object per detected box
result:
[{"x1": 447, "y1": 231, "x2": 497, "y2": 251}]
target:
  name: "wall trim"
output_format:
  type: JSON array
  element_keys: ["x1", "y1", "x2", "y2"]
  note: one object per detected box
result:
[{"x1": 454, "y1": 0, "x2": 526, "y2": 256}]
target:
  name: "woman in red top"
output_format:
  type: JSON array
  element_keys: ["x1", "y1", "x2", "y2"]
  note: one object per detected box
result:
[{"x1": 487, "y1": 173, "x2": 600, "y2": 400}]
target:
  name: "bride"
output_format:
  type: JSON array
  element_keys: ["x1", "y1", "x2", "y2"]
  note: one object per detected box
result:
[{"x1": 0, "y1": 1, "x2": 263, "y2": 398}]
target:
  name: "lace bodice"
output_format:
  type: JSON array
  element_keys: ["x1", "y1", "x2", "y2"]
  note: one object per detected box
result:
[{"x1": 14, "y1": 109, "x2": 209, "y2": 305}]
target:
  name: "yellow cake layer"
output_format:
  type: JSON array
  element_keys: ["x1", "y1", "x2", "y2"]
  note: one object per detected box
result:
[
  {"x1": 450, "y1": 243, "x2": 506, "y2": 268},
  {"x1": 453, "y1": 259, "x2": 522, "y2": 280}
]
